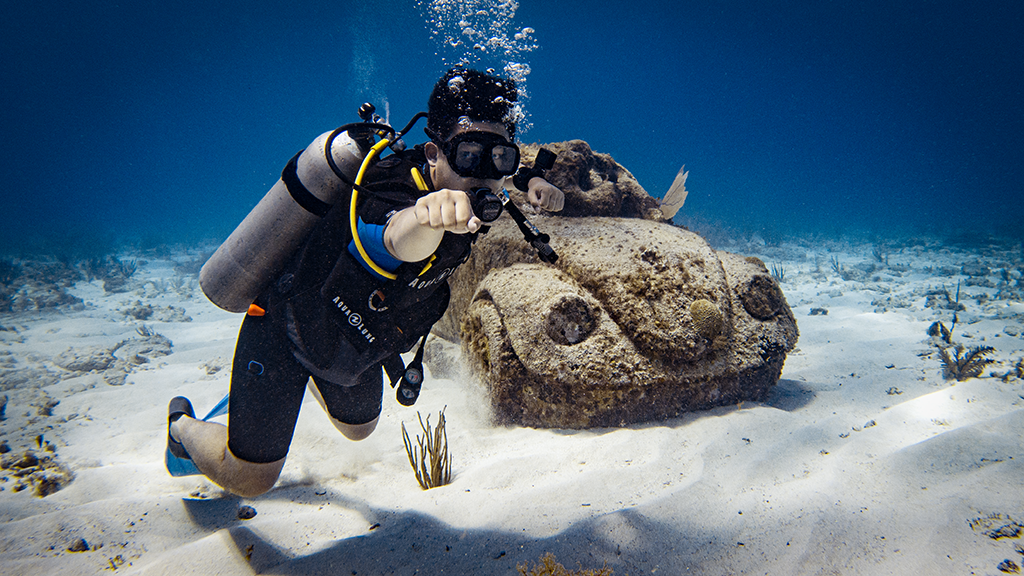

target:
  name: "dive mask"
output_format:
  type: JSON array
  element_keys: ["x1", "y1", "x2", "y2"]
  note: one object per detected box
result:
[{"x1": 428, "y1": 129, "x2": 521, "y2": 180}]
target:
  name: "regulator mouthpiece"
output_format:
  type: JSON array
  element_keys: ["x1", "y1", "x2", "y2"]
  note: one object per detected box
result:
[{"x1": 469, "y1": 187, "x2": 504, "y2": 223}]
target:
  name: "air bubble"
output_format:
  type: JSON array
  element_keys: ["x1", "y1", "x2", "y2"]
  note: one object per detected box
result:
[{"x1": 418, "y1": 0, "x2": 538, "y2": 134}]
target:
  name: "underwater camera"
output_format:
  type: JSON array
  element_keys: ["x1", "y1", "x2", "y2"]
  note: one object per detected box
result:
[{"x1": 470, "y1": 147, "x2": 557, "y2": 224}]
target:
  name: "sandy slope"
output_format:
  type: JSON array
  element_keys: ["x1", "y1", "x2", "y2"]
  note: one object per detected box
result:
[{"x1": 1, "y1": 239, "x2": 1022, "y2": 575}]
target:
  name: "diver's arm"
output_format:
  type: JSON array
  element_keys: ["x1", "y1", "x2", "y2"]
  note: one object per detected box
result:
[
  {"x1": 384, "y1": 180, "x2": 562, "y2": 262},
  {"x1": 384, "y1": 188, "x2": 482, "y2": 262}
]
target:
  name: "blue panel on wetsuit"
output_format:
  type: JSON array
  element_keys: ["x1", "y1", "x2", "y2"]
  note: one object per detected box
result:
[{"x1": 348, "y1": 218, "x2": 403, "y2": 280}]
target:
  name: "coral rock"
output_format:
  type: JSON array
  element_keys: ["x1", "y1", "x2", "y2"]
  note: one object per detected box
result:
[
  {"x1": 689, "y1": 299, "x2": 724, "y2": 340},
  {"x1": 433, "y1": 141, "x2": 798, "y2": 429},
  {"x1": 516, "y1": 141, "x2": 665, "y2": 221},
  {"x1": 54, "y1": 347, "x2": 116, "y2": 372}
]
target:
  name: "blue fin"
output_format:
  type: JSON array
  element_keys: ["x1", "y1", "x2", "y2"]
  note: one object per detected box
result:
[
  {"x1": 165, "y1": 446, "x2": 202, "y2": 477},
  {"x1": 165, "y1": 394, "x2": 229, "y2": 477},
  {"x1": 202, "y1": 394, "x2": 229, "y2": 421}
]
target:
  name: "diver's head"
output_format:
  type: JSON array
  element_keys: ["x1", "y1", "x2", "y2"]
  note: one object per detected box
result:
[
  {"x1": 425, "y1": 119, "x2": 516, "y2": 193},
  {"x1": 425, "y1": 67, "x2": 520, "y2": 192},
  {"x1": 427, "y1": 67, "x2": 518, "y2": 141}
]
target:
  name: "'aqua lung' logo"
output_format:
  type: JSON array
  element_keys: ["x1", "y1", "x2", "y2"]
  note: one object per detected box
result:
[
  {"x1": 332, "y1": 297, "x2": 375, "y2": 343},
  {"x1": 407, "y1": 267, "x2": 455, "y2": 290}
]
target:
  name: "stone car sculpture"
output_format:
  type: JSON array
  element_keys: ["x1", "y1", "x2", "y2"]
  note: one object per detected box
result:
[{"x1": 432, "y1": 140, "x2": 798, "y2": 429}]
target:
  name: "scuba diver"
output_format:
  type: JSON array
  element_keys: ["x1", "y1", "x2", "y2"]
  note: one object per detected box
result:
[{"x1": 166, "y1": 67, "x2": 565, "y2": 497}]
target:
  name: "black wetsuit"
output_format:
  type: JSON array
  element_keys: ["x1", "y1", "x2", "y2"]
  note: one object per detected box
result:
[{"x1": 227, "y1": 150, "x2": 474, "y2": 463}]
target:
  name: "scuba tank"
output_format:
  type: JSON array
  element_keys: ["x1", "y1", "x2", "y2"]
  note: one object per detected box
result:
[
  {"x1": 201, "y1": 103, "x2": 421, "y2": 312},
  {"x1": 200, "y1": 129, "x2": 369, "y2": 313}
]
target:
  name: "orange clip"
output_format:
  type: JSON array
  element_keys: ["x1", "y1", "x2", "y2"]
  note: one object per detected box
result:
[{"x1": 247, "y1": 303, "x2": 266, "y2": 317}]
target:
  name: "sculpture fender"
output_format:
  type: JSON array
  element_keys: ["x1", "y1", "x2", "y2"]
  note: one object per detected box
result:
[{"x1": 200, "y1": 130, "x2": 367, "y2": 312}]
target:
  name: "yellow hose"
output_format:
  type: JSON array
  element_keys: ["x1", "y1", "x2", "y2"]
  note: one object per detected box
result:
[
  {"x1": 351, "y1": 138, "x2": 397, "y2": 280},
  {"x1": 349, "y1": 140, "x2": 435, "y2": 281}
]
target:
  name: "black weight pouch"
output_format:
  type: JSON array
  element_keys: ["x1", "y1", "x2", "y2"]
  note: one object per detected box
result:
[{"x1": 306, "y1": 251, "x2": 453, "y2": 379}]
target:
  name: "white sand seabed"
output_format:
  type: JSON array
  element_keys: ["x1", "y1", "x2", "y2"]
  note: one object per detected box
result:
[{"x1": 1, "y1": 241, "x2": 1023, "y2": 575}]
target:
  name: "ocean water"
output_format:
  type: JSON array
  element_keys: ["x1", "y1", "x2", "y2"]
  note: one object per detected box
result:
[
  {"x1": 3, "y1": 4, "x2": 1024, "y2": 573},
  {"x1": 1, "y1": 0, "x2": 1021, "y2": 255}
]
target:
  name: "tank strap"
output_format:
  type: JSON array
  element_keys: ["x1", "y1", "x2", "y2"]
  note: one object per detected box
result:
[{"x1": 282, "y1": 151, "x2": 332, "y2": 218}]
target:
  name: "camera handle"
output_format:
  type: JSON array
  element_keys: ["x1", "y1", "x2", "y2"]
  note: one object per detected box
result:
[
  {"x1": 499, "y1": 190, "x2": 558, "y2": 264},
  {"x1": 504, "y1": 147, "x2": 559, "y2": 263}
]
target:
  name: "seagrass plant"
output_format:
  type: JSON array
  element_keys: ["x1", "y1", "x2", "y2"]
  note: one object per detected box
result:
[
  {"x1": 939, "y1": 344, "x2": 996, "y2": 381},
  {"x1": 402, "y1": 408, "x2": 451, "y2": 489},
  {"x1": 517, "y1": 553, "x2": 613, "y2": 576}
]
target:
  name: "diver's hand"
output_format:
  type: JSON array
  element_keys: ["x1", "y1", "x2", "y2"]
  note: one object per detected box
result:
[
  {"x1": 526, "y1": 177, "x2": 564, "y2": 212},
  {"x1": 414, "y1": 188, "x2": 482, "y2": 234}
]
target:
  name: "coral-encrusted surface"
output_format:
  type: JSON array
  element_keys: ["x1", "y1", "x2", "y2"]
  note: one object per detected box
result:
[{"x1": 435, "y1": 142, "x2": 798, "y2": 428}]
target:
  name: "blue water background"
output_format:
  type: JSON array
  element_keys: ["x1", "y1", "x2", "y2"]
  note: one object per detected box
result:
[{"x1": 1, "y1": 0, "x2": 1021, "y2": 255}]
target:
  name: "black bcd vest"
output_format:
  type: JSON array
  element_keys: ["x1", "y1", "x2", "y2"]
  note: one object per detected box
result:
[{"x1": 272, "y1": 147, "x2": 475, "y2": 378}]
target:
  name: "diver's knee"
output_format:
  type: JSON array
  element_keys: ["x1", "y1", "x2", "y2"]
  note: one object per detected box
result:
[
  {"x1": 233, "y1": 476, "x2": 278, "y2": 498},
  {"x1": 233, "y1": 468, "x2": 282, "y2": 497},
  {"x1": 335, "y1": 416, "x2": 379, "y2": 441},
  {"x1": 228, "y1": 454, "x2": 286, "y2": 497}
]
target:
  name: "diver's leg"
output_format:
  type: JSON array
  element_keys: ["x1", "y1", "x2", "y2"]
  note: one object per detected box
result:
[
  {"x1": 309, "y1": 367, "x2": 384, "y2": 441},
  {"x1": 171, "y1": 310, "x2": 307, "y2": 497},
  {"x1": 170, "y1": 417, "x2": 284, "y2": 497},
  {"x1": 306, "y1": 379, "x2": 380, "y2": 440}
]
